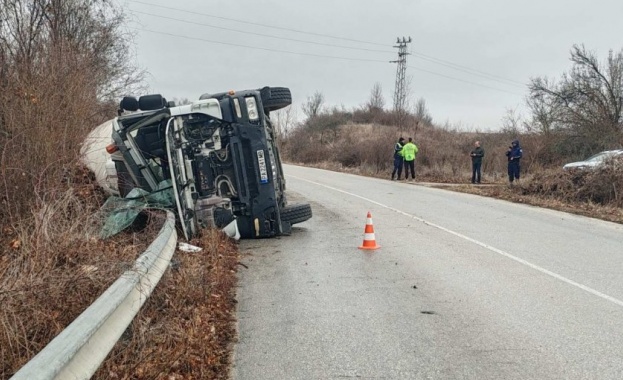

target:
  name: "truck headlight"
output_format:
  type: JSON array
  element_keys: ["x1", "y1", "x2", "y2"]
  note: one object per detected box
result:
[{"x1": 245, "y1": 97, "x2": 259, "y2": 121}]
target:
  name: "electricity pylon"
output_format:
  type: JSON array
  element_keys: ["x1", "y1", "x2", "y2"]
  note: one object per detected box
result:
[{"x1": 391, "y1": 36, "x2": 412, "y2": 129}]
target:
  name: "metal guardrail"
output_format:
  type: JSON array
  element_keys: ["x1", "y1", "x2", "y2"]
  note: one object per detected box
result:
[{"x1": 12, "y1": 211, "x2": 178, "y2": 380}]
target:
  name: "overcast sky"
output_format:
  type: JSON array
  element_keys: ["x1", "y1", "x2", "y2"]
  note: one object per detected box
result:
[{"x1": 121, "y1": 0, "x2": 623, "y2": 131}]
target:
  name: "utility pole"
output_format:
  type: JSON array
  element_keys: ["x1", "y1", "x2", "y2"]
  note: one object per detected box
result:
[{"x1": 391, "y1": 36, "x2": 412, "y2": 129}]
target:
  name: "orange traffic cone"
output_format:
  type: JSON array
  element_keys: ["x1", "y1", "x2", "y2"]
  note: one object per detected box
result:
[{"x1": 358, "y1": 211, "x2": 380, "y2": 250}]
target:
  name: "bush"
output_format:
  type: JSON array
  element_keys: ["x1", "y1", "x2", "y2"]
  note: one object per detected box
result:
[
  {"x1": 0, "y1": 0, "x2": 143, "y2": 225},
  {"x1": 1, "y1": 2, "x2": 146, "y2": 374},
  {"x1": 523, "y1": 159, "x2": 623, "y2": 207}
]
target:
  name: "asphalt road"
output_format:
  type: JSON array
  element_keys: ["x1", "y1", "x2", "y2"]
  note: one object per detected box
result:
[{"x1": 233, "y1": 164, "x2": 623, "y2": 380}]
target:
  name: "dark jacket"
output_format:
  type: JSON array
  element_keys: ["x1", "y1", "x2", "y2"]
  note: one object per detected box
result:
[
  {"x1": 470, "y1": 146, "x2": 485, "y2": 164},
  {"x1": 506, "y1": 140, "x2": 523, "y2": 162},
  {"x1": 394, "y1": 141, "x2": 404, "y2": 159}
]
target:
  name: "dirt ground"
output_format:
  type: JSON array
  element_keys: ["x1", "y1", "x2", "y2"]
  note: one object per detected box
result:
[{"x1": 426, "y1": 182, "x2": 623, "y2": 224}]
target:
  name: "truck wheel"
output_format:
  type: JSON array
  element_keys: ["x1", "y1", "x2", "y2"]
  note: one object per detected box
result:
[
  {"x1": 260, "y1": 87, "x2": 292, "y2": 112},
  {"x1": 138, "y1": 94, "x2": 166, "y2": 111},
  {"x1": 120, "y1": 96, "x2": 139, "y2": 112},
  {"x1": 280, "y1": 203, "x2": 312, "y2": 225}
]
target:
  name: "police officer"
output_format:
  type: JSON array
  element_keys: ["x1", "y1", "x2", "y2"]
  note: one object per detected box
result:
[
  {"x1": 391, "y1": 137, "x2": 405, "y2": 180},
  {"x1": 506, "y1": 139, "x2": 523, "y2": 185}
]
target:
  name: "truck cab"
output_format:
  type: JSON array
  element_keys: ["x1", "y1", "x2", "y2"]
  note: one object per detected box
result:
[{"x1": 106, "y1": 87, "x2": 311, "y2": 240}]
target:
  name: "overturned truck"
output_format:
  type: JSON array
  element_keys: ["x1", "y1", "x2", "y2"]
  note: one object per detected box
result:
[{"x1": 103, "y1": 87, "x2": 311, "y2": 240}]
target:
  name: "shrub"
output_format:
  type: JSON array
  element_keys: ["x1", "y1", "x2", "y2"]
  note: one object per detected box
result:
[{"x1": 523, "y1": 159, "x2": 623, "y2": 207}]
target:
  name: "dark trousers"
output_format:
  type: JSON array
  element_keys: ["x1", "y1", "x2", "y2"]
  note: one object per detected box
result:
[
  {"x1": 471, "y1": 161, "x2": 482, "y2": 183},
  {"x1": 404, "y1": 160, "x2": 415, "y2": 179},
  {"x1": 391, "y1": 157, "x2": 403, "y2": 179},
  {"x1": 508, "y1": 160, "x2": 520, "y2": 182}
]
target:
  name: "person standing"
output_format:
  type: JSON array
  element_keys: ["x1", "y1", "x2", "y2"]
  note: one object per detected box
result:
[
  {"x1": 402, "y1": 137, "x2": 419, "y2": 181},
  {"x1": 506, "y1": 139, "x2": 523, "y2": 185},
  {"x1": 391, "y1": 137, "x2": 405, "y2": 180},
  {"x1": 470, "y1": 141, "x2": 485, "y2": 184}
]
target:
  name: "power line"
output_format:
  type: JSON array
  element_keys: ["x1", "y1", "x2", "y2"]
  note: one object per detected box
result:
[
  {"x1": 130, "y1": 10, "x2": 395, "y2": 54},
  {"x1": 408, "y1": 66, "x2": 525, "y2": 96},
  {"x1": 410, "y1": 52, "x2": 525, "y2": 86},
  {"x1": 130, "y1": 27, "x2": 525, "y2": 96},
  {"x1": 129, "y1": 0, "x2": 527, "y2": 90},
  {"x1": 130, "y1": 28, "x2": 390, "y2": 63},
  {"x1": 129, "y1": 0, "x2": 388, "y2": 47}
]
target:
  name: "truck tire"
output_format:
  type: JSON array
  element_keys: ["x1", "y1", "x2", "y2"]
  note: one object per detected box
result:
[
  {"x1": 138, "y1": 94, "x2": 166, "y2": 111},
  {"x1": 260, "y1": 87, "x2": 292, "y2": 112},
  {"x1": 280, "y1": 203, "x2": 312, "y2": 225},
  {"x1": 120, "y1": 96, "x2": 139, "y2": 112}
]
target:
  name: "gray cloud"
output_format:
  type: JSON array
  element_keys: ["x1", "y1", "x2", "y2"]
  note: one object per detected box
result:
[{"x1": 123, "y1": 0, "x2": 623, "y2": 130}]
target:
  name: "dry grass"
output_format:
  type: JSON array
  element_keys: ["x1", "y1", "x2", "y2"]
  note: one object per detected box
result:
[
  {"x1": 444, "y1": 182, "x2": 623, "y2": 224},
  {"x1": 443, "y1": 162, "x2": 623, "y2": 223},
  {"x1": 1, "y1": 163, "x2": 240, "y2": 379},
  {"x1": 284, "y1": 121, "x2": 542, "y2": 182},
  {"x1": 286, "y1": 160, "x2": 623, "y2": 225},
  {"x1": 0, "y1": 170, "x2": 165, "y2": 377},
  {"x1": 521, "y1": 164, "x2": 623, "y2": 207},
  {"x1": 94, "y1": 229, "x2": 239, "y2": 380}
]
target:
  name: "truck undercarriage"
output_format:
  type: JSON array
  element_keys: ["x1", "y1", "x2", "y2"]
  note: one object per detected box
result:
[{"x1": 105, "y1": 87, "x2": 311, "y2": 239}]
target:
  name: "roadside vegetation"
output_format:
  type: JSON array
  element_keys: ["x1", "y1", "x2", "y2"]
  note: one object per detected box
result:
[
  {"x1": 0, "y1": 1, "x2": 236, "y2": 378},
  {"x1": 93, "y1": 229, "x2": 239, "y2": 380},
  {"x1": 277, "y1": 45, "x2": 623, "y2": 223},
  {"x1": 0, "y1": 0, "x2": 141, "y2": 375}
]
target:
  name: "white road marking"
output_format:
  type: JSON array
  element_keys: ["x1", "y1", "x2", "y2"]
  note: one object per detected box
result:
[{"x1": 291, "y1": 175, "x2": 623, "y2": 308}]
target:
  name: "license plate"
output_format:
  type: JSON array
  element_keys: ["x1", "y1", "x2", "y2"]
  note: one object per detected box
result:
[{"x1": 257, "y1": 150, "x2": 268, "y2": 184}]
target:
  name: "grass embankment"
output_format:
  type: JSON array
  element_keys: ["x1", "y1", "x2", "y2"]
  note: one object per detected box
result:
[
  {"x1": 95, "y1": 229, "x2": 239, "y2": 380},
  {"x1": 1, "y1": 166, "x2": 240, "y2": 379},
  {"x1": 446, "y1": 168, "x2": 623, "y2": 224},
  {"x1": 0, "y1": 167, "x2": 161, "y2": 377}
]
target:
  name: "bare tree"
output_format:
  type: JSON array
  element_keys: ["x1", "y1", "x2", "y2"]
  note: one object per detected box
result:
[
  {"x1": 413, "y1": 98, "x2": 433, "y2": 125},
  {"x1": 301, "y1": 91, "x2": 324, "y2": 119},
  {"x1": 271, "y1": 106, "x2": 298, "y2": 141},
  {"x1": 528, "y1": 44, "x2": 623, "y2": 154},
  {"x1": 366, "y1": 82, "x2": 385, "y2": 112},
  {"x1": 525, "y1": 83, "x2": 561, "y2": 136},
  {"x1": 0, "y1": 0, "x2": 145, "y2": 221},
  {"x1": 501, "y1": 107, "x2": 524, "y2": 136}
]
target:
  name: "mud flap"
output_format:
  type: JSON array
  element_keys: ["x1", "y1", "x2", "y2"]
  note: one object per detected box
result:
[{"x1": 280, "y1": 220, "x2": 292, "y2": 236}]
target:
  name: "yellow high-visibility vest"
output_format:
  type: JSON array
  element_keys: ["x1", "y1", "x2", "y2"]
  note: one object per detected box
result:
[{"x1": 402, "y1": 142, "x2": 418, "y2": 161}]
